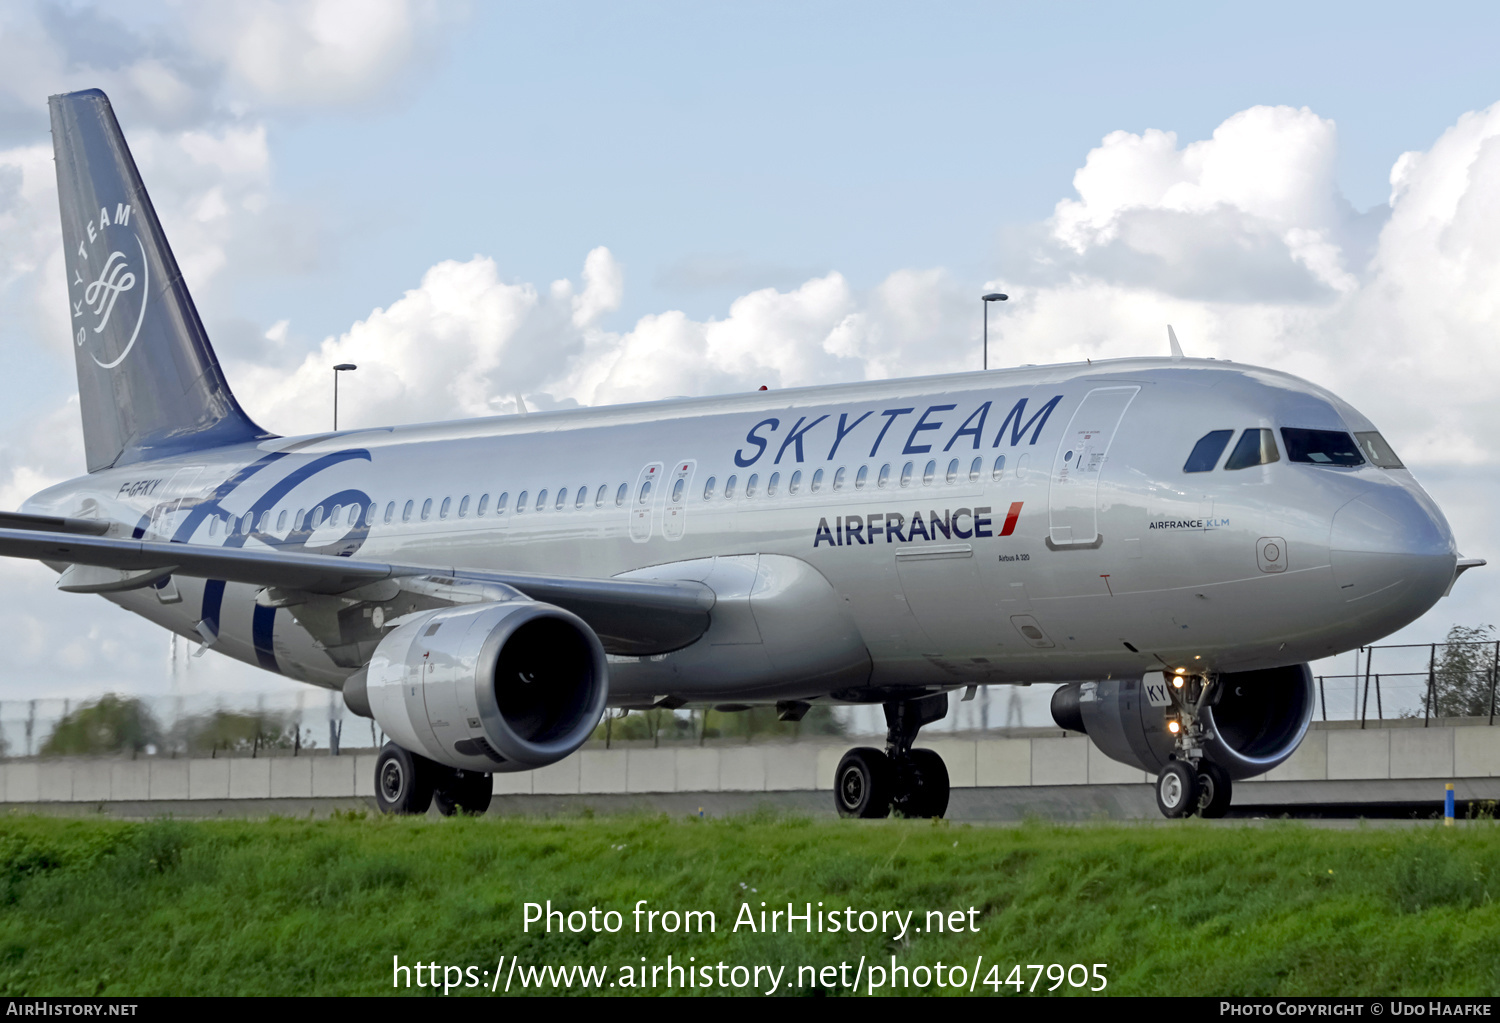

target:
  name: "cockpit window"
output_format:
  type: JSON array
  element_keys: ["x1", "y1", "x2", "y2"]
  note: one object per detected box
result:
[
  {"x1": 1353, "y1": 431, "x2": 1404, "y2": 469},
  {"x1": 1281, "y1": 428, "x2": 1365, "y2": 466},
  {"x1": 1183, "y1": 430, "x2": 1234, "y2": 472},
  {"x1": 1224, "y1": 428, "x2": 1281, "y2": 470}
]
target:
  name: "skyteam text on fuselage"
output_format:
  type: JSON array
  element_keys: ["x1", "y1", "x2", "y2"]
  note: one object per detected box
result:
[{"x1": 2, "y1": 89, "x2": 1480, "y2": 820}]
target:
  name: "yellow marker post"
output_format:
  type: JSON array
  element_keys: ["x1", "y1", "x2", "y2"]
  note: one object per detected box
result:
[{"x1": 1445, "y1": 782, "x2": 1455, "y2": 826}]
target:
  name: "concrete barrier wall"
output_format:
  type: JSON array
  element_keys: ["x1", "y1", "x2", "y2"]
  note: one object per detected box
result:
[{"x1": 2, "y1": 721, "x2": 1494, "y2": 803}]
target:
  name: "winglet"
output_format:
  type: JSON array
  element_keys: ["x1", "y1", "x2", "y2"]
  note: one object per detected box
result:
[{"x1": 1168, "y1": 325, "x2": 1184, "y2": 360}]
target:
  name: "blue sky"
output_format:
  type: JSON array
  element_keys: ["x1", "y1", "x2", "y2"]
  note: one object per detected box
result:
[{"x1": 240, "y1": 1, "x2": 1500, "y2": 338}]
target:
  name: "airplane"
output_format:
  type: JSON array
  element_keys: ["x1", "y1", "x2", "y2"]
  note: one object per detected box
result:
[{"x1": 0, "y1": 89, "x2": 1481, "y2": 820}]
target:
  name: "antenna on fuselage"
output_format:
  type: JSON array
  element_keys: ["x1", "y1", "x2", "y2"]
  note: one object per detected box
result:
[
  {"x1": 515, "y1": 393, "x2": 528, "y2": 415},
  {"x1": 1167, "y1": 325, "x2": 1184, "y2": 360}
]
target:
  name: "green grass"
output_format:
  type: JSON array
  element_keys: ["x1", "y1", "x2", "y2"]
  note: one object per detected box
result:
[{"x1": 0, "y1": 811, "x2": 1497, "y2": 996}]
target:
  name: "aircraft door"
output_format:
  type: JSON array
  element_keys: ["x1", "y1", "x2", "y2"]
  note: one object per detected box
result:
[
  {"x1": 663, "y1": 460, "x2": 696, "y2": 541},
  {"x1": 1047, "y1": 387, "x2": 1139, "y2": 549},
  {"x1": 145, "y1": 466, "x2": 204, "y2": 539},
  {"x1": 629, "y1": 462, "x2": 664, "y2": 543}
]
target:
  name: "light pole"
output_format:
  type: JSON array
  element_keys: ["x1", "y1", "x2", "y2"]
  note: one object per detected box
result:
[
  {"x1": 333, "y1": 363, "x2": 356, "y2": 430},
  {"x1": 982, "y1": 292, "x2": 1008, "y2": 371}
]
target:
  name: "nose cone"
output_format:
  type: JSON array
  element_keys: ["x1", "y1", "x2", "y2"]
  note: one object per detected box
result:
[{"x1": 1329, "y1": 487, "x2": 1455, "y2": 622}]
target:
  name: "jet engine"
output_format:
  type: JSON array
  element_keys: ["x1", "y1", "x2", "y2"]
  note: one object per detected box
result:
[
  {"x1": 348, "y1": 600, "x2": 609, "y2": 773},
  {"x1": 1050, "y1": 665, "x2": 1316, "y2": 780}
]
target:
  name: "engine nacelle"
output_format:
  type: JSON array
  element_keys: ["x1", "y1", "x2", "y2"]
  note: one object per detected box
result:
[
  {"x1": 1050, "y1": 664, "x2": 1316, "y2": 780},
  {"x1": 360, "y1": 600, "x2": 608, "y2": 773}
]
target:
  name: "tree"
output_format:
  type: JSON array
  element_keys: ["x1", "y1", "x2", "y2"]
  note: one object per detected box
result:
[
  {"x1": 41, "y1": 695, "x2": 161, "y2": 756},
  {"x1": 167, "y1": 710, "x2": 304, "y2": 755},
  {"x1": 1424, "y1": 624, "x2": 1498, "y2": 719}
]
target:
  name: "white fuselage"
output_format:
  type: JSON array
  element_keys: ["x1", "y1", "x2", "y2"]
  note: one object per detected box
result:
[{"x1": 22, "y1": 357, "x2": 1459, "y2": 704}]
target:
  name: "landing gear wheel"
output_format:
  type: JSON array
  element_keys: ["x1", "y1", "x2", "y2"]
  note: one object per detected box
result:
[
  {"x1": 433, "y1": 770, "x2": 494, "y2": 817},
  {"x1": 835, "y1": 747, "x2": 893, "y2": 818},
  {"x1": 896, "y1": 749, "x2": 950, "y2": 819},
  {"x1": 374, "y1": 743, "x2": 435, "y2": 815},
  {"x1": 1155, "y1": 760, "x2": 1200, "y2": 819},
  {"x1": 1195, "y1": 761, "x2": 1232, "y2": 819}
]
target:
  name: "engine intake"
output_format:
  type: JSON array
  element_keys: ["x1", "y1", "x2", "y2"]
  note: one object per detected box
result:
[
  {"x1": 360, "y1": 600, "x2": 608, "y2": 773},
  {"x1": 1050, "y1": 664, "x2": 1315, "y2": 780}
]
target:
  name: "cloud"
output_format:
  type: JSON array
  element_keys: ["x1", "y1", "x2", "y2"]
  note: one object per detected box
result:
[{"x1": 183, "y1": 0, "x2": 451, "y2": 107}]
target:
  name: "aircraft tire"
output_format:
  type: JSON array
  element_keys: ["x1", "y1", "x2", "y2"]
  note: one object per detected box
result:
[
  {"x1": 1155, "y1": 760, "x2": 1200, "y2": 819},
  {"x1": 433, "y1": 770, "x2": 494, "y2": 817},
  {"x1": 901, "y1": 749, "x2": 950, "y2": 819},
  {"x1": 374, "y1": 743, "x2": 436, "y2": 815},
  {"x1": 835, "y1": 747, "x2": 893, "y2": 819},
  {"x1": 1195, "y1": 761, "x2": 1233, "y2": 819}
]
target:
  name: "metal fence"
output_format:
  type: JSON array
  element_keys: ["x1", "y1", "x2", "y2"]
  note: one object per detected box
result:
[
  {"x1": 1314, "y1": 641, "x2": 1500, "y2": 728},
  {"x1": 4, "y1": 639, "x2": 1495, "y2": 757}
]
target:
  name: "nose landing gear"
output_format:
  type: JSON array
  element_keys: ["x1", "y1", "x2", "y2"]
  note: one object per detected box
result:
[
  {"x1": 834, "y1": 693, "x2": 951, "y2": 819},
  {"x1": 1155, "y1": 674, "x2": 1234, "y2": 819}
]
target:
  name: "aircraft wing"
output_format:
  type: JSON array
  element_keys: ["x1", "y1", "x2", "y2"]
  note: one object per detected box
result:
[{"x1": 0, "y1": 527, "x2": 714, "y2": 655}]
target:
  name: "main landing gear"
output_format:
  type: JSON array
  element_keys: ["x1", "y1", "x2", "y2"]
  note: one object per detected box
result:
[
  {"x1": 1154, "y1": 674, "x2": 1233, "y2": 819},
  {"x1": 374, "y1": 743, "x2": 494, "y2": 816},
  {"x1": 835, "y1": 694, "x2": 951, "y2": 819}
]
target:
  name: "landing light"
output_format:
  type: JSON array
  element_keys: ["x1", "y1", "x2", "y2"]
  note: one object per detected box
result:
[
  {"x1": 1171, "y1": 676, "x2": 1185, "y2": 689},
  {"x1": 1168, "y1": 719, "x2": 1181, "y2": 734},
  {"x1": 1174, "y1": 667, "x2": 1187, "y2": 674}
]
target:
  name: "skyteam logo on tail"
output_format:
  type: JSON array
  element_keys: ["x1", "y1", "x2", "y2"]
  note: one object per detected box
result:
[{"x1": 69, "y1": 202, "x2": 147, "y2": 369}]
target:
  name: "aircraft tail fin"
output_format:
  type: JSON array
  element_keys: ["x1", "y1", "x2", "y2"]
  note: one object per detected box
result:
[{"x1": 48, "y1": 89, "x2": 272, "y2": 472}]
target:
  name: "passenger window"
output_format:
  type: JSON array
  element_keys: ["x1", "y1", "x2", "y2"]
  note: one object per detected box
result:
[
  {"x1": 856, "y1": 465, "x2": 869, "y2": 489},
  {"x1": 946, "y1": 459, "x2": 958, "y2": 484},
  {"x1": 496, "y1": 492, "x2": 509, "y2": 513},
  {"x1": 615, "y1": 483, "x2": 628, "y2": 506},
  {"x1": 555, "y1": 488, "x2": 567, "y2": 510},
  {"x1": 365, "y1": 503, "x2": 375, "y2": 524},
  {"x1": 1281, "y1": 429, "x2": 1364, "y2": 467},
  {"x1": 923, "y1": 460, "x2": 936, "y2": 485},
  {"x1": 899, "y1": 462, "x2": 913, "y2": 487},
  {"x1": 992, "y1": 454, "x2": 1005, "y2": 480},
  {"x1": 1224, "y1": 429, "x2": 1281, "y2": 471},
  {"x1": 516, "y1": 491, "x2": 527, "y2": 513},
  {"x1": 439, "y1": 497, "x2": 451, "y2": 519},
  {"x1": 1353, "y1": 431, "x2": 1404, "y2": 469},
  {"x1": 458, "y1": 495, "x2": 470, "y2": 517},
  {"x1": 257, "y1": 512, "x2": 270, "y2": 532},
  {"x1": 636, "y1": 481, "x2": 649, "y2": 505},
  {"x1": 877, "y1": 464, "x2": 891, "y2": 488},
  {"x1": 421, "y1": 499, "x2": 433, "y2": 520},
  {"x1": 1183, "y1": 430, "x2": 1235, "y2": 473},
  {"x1": 536, "y1": 490, "x2": 548, "y2": 511},
  {"x1": 832, "y1": 467, "x2": 845, "y2": 491},
  {"x1": 477, "y1": 494, "x2": 489, "y2": 516},
  {"x1": 312, "y1": 506, "x2": 325, "y2": 528},
  {"x1": 703, "y1": 476, "x2": 717, "y2": 500},
  {"x1": 295, "y1": 508, "x2": 306, "y2": 530},
  {"x1": 725, "y1": 475, "x2": 738, "y2": 498},
  {"x1": 768, "y1": 472, "x2": 780, "y2": 496},
  {"x1": 279, "y1": 510, "x2": 290, "y2": 531},
  {"x1": 789, "y1": 470, "x2": 802, "y2": 494},
  {"x1": 402, "y1": 501, "x2": 413, "y2": 523},
  {"x1": 575, "y1": 488, "x2": 587, "y2": 509},
  {"x1": 746, "y1": 474, "x2": 759, "y2": 497},
  {"x1": 969, "y1": 456, "x2": 982, "y2": 483},
  {"x1": 672, "y1": 478, "x2": 685, "y2": 502},
  {"x1": 209, "y1": 517, "x2": 219, "y2": 537},
  {"x1": 595, "y1": 485, "x2": 607, "y2": 508},
  {"x1": 346, "y1": 506, "x2": 357, "y2": 527},
  {"x1": 811, "y1": 468, "x2": 823, "y2": 493},
  {"x1": 329, "y1": 503, "x2": 342, "y2": 524}
]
